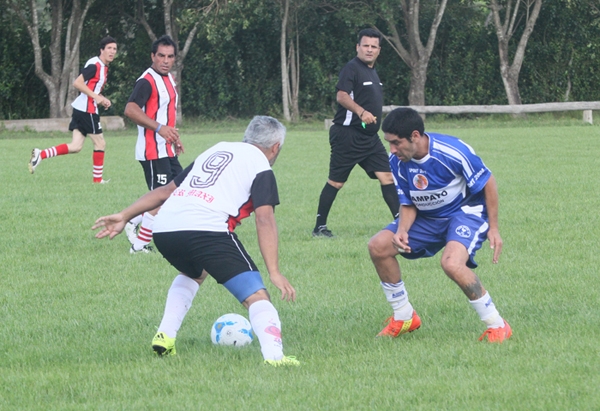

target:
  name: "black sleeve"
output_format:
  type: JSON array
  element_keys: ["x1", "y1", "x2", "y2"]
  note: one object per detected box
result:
[
  {"x1": 80, "y1": 64, "x2": 98, "y2": 82},
  {"x1": 250, "y1": 170, "x2": 280, "y2": 208},
  {"x1": 335, "y1": 62, "x2": 356, "y2": 95},
  {"x1": 173, "y1": 162, "x2": 195, "y2": 187},
  {"x1": 127, "y1": 78, "x2": 152, "y2": 108}
]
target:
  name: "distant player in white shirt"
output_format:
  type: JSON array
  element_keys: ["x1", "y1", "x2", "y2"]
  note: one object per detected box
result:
[
  {"x1": 369, "y1": 107, "x2": 512, "y2": 343},
  {"x1": 29, "y1": 36, "x2": 117, "y2": 183},
  {"x1": 93, "y1": 116, "x2": 300, "y2": 366}
]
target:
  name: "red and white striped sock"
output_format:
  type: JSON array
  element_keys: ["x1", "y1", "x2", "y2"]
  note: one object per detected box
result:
[
  {"x1": 133, "y1": 213, "x2": 154, "y2": 250},
  {"x1": 41, "y1": 144, "x2": 69, "y2": 160},
  {"x1": 93, "y1": 150, "x2": 105, "y2": 182}
]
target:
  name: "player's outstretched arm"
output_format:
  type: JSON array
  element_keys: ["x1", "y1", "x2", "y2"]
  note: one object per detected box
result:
[
  {"x1": 254, "y1": 205, "x2": 296, "y2": 302},
  {"x1": 92, "y1": 213, "x2": 127, "y2": 239},
  {"x1": 483, "y1": 175, "x2": 503, "y2": 263},
  {"x1": 92, "y1": 181, "x2": 177, "y2": 239}
]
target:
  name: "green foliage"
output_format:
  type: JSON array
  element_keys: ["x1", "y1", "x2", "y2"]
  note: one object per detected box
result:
[
  {"x1": 0, "y1": 16, "x2": 48, "y2": 119},
  {"x1": 2, "y1": 0, "x2": 600, "y2": 120},
  {"x1": 425, "y1": 2, "x2": 506, "y2": 105},
  {"x1": 1, "y1": 118, "x2": 600, "y2": 409},
  {"x1": 520, "y1": 0, "x2": 600, "y2": 103}
]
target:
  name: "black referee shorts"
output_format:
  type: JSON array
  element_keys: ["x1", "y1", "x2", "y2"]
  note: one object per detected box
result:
[
  {"x1": 153, "y1": 230, "x2": 259, "y2": 283},
  {"x1": 328, "y1": 124, "x2": 391, "y2": 183}
]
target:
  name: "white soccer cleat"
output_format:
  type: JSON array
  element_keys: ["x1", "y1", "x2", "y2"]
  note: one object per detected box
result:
[
  {"x1": 29, "y1": 148, "x2": 41, "y2": 174},
  {"x1": 130, "y1": 244, "x2": 154, "y2": 254},
  {"x1": 124, "y1": 221, "x2": 139, "y2": 245}
]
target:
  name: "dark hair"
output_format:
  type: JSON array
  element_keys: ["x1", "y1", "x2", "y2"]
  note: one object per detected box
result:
[
  {"x1": 99, "y1": 36, "x2": 117, "y2": 51},
  {"x1": 382, "y1": 108, "x2": 425, "y2": 141},
  {"x1": 357, "y1": 28, "x2": 381, "y2": 45},
  {"x1": 152, "y1": 35, "x2": 178, "y2": 56}
]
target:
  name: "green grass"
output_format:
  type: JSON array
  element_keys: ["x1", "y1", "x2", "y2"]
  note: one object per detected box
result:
[{"x1": 1, "y1": 117, "x2": 599, "y2": 410}]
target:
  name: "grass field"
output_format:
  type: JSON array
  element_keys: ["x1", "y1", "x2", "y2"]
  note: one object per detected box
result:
[{"x1": 1, "y1": 116, "x2": 599, "y2": 410}]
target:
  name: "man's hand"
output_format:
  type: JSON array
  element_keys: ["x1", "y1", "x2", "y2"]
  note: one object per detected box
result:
[
  {"x1": 487, "y1": 228, "x2": 503, "y2": 263},
  {"x1": 92, "y1": 213, "x2": 126, "y2": 240},
  {"x1": 96, "y1": 94, "x2": 111, "y2": 109},
  {"x1": 360, "y1": 110, "x2": 377, "y2": 125},
  {"x1": 269, "y1": 273, "x2": 296, "y2": 302},
  {"x1": 95, "y1": 94, "x2": 111, "y2": 109},
  {"x1": 392, "y1": 230, "x2": 411, "y2": 254},
  {"x1": 157, "y1": 126, "x2": 184, "y2": 154},
  {"x1": 174, "y1": 139, "x2": 185, "y2": 155}
]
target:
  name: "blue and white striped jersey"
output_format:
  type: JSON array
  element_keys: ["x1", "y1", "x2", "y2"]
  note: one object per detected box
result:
[{"x1": 389, "y1": 132, "x2": 491, "y2": 218}]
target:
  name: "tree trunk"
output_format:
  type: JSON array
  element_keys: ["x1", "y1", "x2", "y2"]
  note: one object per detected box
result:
[
  {"x1": 173, "y1": 61, "x2": 184, "y2": 122},
  {"x1": 377, "y1": 0, "x2": 448, "y2": 107},
  {"x1": 288, "y1": 31, "x2": 300, "y2": 122},
  {"x1": 8, "y1": 0, "x2": 93, "y2": 118},
  {"x1": 490, "y1": 0, "x2": 543, "y2": 105},
  {"x1": 280, "y1": 0, "x2": 291, "y2": 121},
  {"x1": 408, "y1": 62, "x2": 427, "y2": 106},
  {"x1": 65, "y1": 48, "x2": 80, "y2": 118}
]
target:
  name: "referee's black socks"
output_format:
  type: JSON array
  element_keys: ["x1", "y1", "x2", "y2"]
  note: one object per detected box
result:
[
  {"x1": 381, "y1": 183, "x2": 400, "y2": 219},
  {"x1": 315, "y1": 183, "x2": 340, "y2": 228}
]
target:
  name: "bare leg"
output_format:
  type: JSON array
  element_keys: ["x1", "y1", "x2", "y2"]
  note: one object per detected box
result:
[
  {"x1": 440, "y1": 241, "x2": 486, "y2": 300},
  {"x1": 368, "y1": 229, "x2": 402, "y2": 283}
]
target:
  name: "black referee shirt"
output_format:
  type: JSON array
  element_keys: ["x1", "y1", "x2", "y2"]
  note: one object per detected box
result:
[{"x1": 333, "y1": 57, "x2": 383, "y2": 135}]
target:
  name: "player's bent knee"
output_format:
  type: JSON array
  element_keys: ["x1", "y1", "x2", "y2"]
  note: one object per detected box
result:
[
  {"x1": 377, "y1": 172, "x2": 394, "y2": 185},
  {"x1": 243, "y1": 289, "x2": 271, "y2": 309},
  {"x1": 223, "y1": 271, "x2": 266, "y2": 304},
  {"x1": 368, "y1": 233, "x2": 392, "y2": 259},
  {"x1": 327, "y1": 180, "x2": 344, "y2": 189},
  {"x1": 440, "y1": 255, "x2": 463, "y2": 276}
]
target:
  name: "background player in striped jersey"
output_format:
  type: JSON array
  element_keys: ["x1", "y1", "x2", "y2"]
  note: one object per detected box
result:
[
  {"x1": 29, "y1": 36, "x2": 117, "y2": 183},
  {"x1": 123, "y1": 35, "x2": 184, "y2": 254},
  {"x1": 92, "y1": 116, "x2": 300, "y2": 366},
  {"x1": 368, "y1": 107, "x2": 512, "y2": 343}
]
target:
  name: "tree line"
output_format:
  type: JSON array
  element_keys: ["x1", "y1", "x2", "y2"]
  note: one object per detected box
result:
[{"x1": 1, "y1": 0, "x2": 599, "y2": 122}]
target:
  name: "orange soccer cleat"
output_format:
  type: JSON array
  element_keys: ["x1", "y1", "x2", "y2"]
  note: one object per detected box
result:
[
  {"x1": 479, "y1": 320, "x2": 512, "y2": 343},
  {"x1": 377, "y1": 310, "x2": 421, "y2": 337}
]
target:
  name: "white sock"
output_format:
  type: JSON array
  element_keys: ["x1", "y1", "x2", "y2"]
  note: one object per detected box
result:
[
  {"x1": 248, "y1": 300, "x2": 284, "y2": 361},
  {"x1": 129, "y1": 214, "x2": 143, "y2": 226},
  {"x1": 469, "y1": 292, "x2": 504, "y2": 328},
  {"x1": 133, "y1": 213, "x2": 154, "y2": 249},
  {"x1": 157, "y1": 274, "x2": 200, "y2": 338},
  {"x1": 381, "y1": 281, "x2": 414, "y2": 321}
]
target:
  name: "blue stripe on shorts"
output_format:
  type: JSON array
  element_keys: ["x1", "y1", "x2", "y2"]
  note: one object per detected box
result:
[{"x1": 223, "y1": 271, "x2": 266, "y2": 303}]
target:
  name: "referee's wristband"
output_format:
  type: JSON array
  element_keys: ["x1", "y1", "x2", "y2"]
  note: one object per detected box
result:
[{"x1": 155, "y1": 124, "x2": 162, "y2": 133}]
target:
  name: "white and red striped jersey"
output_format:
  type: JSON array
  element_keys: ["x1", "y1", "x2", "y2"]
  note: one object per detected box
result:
[
  {"x1": 71, "y1": 56, "x2": 108, "y2": 114},
  {"x1": 129, "y1": 68, "x2": 178, "y2": 161}
]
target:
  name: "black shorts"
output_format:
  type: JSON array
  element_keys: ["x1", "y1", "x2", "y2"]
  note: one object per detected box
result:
[
  {"x1": 139, "y1": 157, "x2": 183, "y2": 190},
  {"x1": 328, "y1": 124, "x2": 391, "y2": 183},
  {"x1": 69, "y1": 109, "x2": 102, "y2": 136},
  {"x1": 153, "y1": 231, "x2": 259, "y2": 283}
]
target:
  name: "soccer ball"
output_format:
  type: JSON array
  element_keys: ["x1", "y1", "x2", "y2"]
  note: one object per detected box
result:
[{"x1": 210, "y1": 313, "x2": 254, "y2": 347}]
